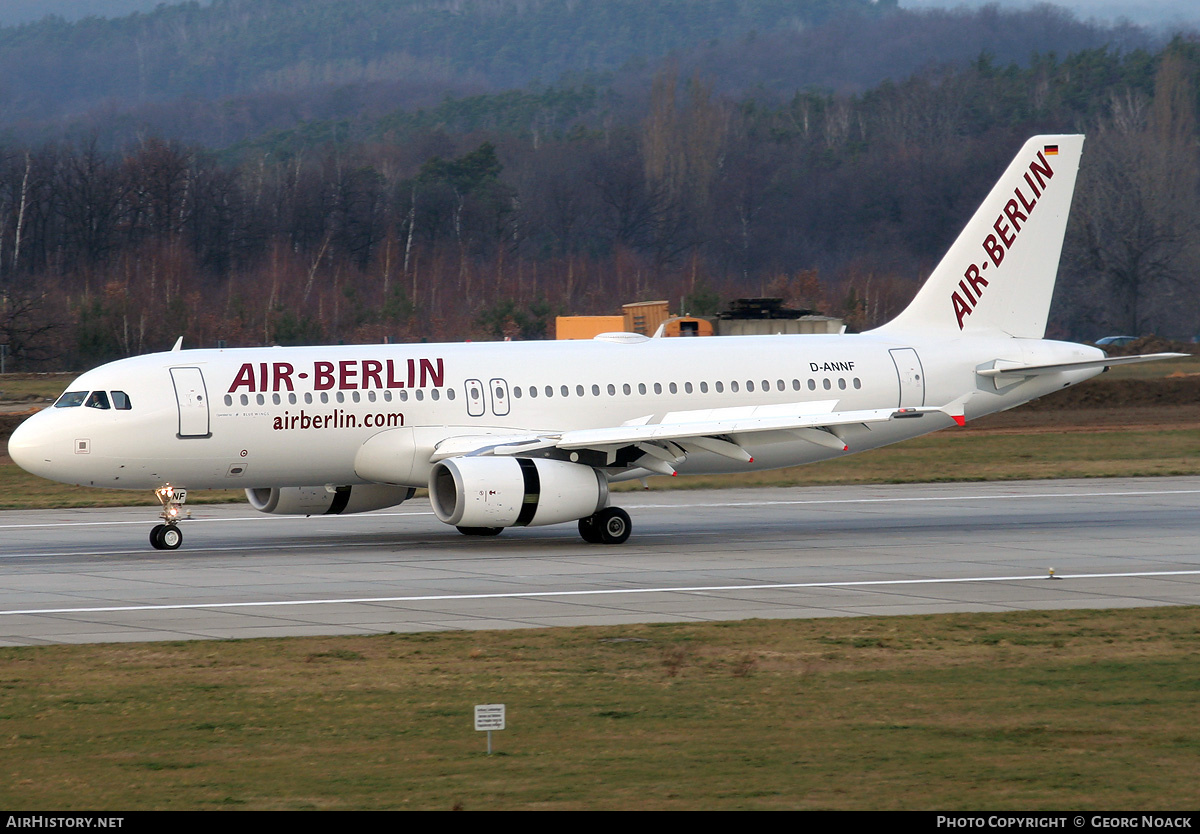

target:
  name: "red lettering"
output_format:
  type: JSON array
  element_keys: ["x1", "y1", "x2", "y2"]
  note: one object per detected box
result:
[
  {"x1": 983, "y1": 234, "x2": 1005, "y2": 267},
  {"x1": 964, "y1": 263, "x2": 989, "y2": 297},
  {"x1": 993, "y1": 216, "x2": 1015, "y2": 248},
  {"x1": 407, "y1": 358, "x2": 415, "y2": 388},
  {"x1": 387, "y1": 359, "x2": 404, "y2": 388},
  {"x1": 1015, "y1": 184, "x2": 1037, "y2": 213},
  {"x1": 1003, "y1": 198, "x2": 1027, "y2": 233},
  {"x1": 314, "y1": 361, "x2": 335, "y2": 390},
  {"x1": 419, "y1": 357, "x2": 444, "y2": 388},
  {"x1": 339, "y1": 360, "x2": 358, "y2": 389},
  {"x1": 952, "y1": 291, "x2": 973, "y2": 329},
  {"x1": 259, "y1": 362, "x2": 268, "y2": 393},
  {"x1": 1023, "y1": 171, "x2": 1041, "y2": 198},
  {"x1": 362, "y1": 360, "x2": 383, "y2": 389},
  {"x1": 273, "y1": 362, "x2": 294, "y2": 392},
  {"x1": 957, "y1": 279, "x2": 976, "y2": 305},
  {"x1": 1028, "y1": 152, "x2": 1053, "y2": 189},
  {"x1": 228, "y1": 363, "x2": 256, "y2": 393}
]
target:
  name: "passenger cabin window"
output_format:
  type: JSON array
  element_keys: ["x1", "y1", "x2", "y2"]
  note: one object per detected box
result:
[
  {"x1": 55, "y1": 391, "x2": 88, "y2": 408},
  {"x1": 86, "y1": 391, "x2": 110, "y2": 409},
  {"x1": 111, "y1": 391, "x2": 132, "y2": 410}
]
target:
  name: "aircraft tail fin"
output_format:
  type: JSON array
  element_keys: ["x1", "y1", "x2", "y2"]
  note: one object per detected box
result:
[{"x1": 874, "y1": 135, "x2": 1084, "y2": 339}]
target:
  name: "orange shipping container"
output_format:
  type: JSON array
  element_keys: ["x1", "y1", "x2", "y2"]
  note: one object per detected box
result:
[{"x1": 555, "y1": 316, "x2": 626, "y2": 340}]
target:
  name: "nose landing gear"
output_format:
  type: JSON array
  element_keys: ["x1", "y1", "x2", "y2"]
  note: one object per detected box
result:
[{"x1": 150, "y1": 484, "x2": 187, "y2": 550}]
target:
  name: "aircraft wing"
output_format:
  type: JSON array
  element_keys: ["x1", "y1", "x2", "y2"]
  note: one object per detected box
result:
[{"x1": 429, "y1": 399, "x2": 960, "y2": 474}]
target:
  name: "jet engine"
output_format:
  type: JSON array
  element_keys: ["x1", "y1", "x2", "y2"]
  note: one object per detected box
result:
[
  {"x1": 429, "y1": 457, "x2": 608, "y2": 528},
  {"x1": 246, "y1": 484, "x2": 415, "y2": 515}
]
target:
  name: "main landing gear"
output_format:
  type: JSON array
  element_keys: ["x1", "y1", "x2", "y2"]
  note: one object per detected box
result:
[
  {"x1": 453, "y1": 506, "x2": 633, "y2": 544},
  {"x1": 456, "y1": 526, "x2": 503, "y2": 536},
  {"x1": 578, "y1": 507, "x2": 632, "y2": 545},
  {"x1": 150, "y1": 484, "x2": 187, "y2": 550}
]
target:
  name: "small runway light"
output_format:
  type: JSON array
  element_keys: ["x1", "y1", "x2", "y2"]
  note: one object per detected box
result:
[{"x1": 1047, "y1": 567, "x2": 1060, "y2": 580}]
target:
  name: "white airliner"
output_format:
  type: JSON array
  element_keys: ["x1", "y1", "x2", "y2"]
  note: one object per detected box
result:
[{"x1": 7, "y1": 135, "x2": 1180, "y2": 549}]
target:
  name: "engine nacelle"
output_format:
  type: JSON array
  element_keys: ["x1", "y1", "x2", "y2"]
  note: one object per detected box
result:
[
  {"x1": 429, "y1": 457, "x2": 608, "y2": 528},
  {"x1": 246, "y1": 484, "x2": 415, "y2": 515}
]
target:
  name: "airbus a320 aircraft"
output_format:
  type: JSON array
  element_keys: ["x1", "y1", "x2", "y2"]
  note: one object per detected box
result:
[{"x1": 8, "y1": 135, "x2": 1180, "y2": 549}]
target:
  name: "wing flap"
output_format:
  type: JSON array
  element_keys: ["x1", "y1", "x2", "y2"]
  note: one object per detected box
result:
[
  {"x1": 555, "y1": 404, "x2": 941, "y2": 451},
  {"x1": 425, "y1": 400, "x2": 958, "y2": 464}
]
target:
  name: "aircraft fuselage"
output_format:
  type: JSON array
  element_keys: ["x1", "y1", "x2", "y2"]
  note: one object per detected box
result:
[{"x1": 9, "y1": 330, "x2": 1102, "y2": 491}]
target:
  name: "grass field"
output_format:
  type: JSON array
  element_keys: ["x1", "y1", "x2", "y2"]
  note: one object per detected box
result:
[{"x1": 1, "y1": 608, "x2": 1198, "y2": 810}]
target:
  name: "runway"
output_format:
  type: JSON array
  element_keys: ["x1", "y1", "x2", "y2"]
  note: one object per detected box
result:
[{"x1": 2, "y1": 476, "x2": 1199, "y2": 645}]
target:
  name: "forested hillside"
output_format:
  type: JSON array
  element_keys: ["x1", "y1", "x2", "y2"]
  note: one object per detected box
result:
[
  {"x1": 1, "y1": 0, "x2": 889, "y2": 141},
  {"x1": 0, "y1": 1, "x2": 1195, "y2": 368},
  {"x1": 0, "y1": 0, "x2": 1152, "y2": 148}
]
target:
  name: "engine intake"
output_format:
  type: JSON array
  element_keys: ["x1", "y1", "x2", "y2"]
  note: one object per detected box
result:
[
  {"x1": 246, "y1": 484, "x2": 415, "y2": 515},
  {"x1": 429, "y1": 457, "x2": 608, "y2": 528}
]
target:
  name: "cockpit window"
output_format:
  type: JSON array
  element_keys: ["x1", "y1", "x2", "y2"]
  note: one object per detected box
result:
[
  {"x1": 85, "y1": 391, "x2": 110, "y2": 409},
  {"x1": 55, "y1": 391, "x2": 88, "y2": 408},
  {"x1": 111, "y1": 391, "x2": 132, "y2": 410}
]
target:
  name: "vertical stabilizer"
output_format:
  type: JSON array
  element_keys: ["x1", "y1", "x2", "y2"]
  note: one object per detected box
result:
[{"x1": 875, "y1": 135, "x2": 1083, "y2": 339}]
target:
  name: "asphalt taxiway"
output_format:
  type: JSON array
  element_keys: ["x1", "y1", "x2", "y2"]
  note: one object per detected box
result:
[{"x1": 2, "y1": 476, "x2": 1199, "y2": 645}]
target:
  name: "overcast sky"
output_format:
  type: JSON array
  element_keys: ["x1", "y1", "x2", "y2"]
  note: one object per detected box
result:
[
  {"x1": 901, "y1": 0, "x2": 1199, "y2": 30},
  {"x1": 0, "y1": 0, "x2": 1195, "y2": 30}
]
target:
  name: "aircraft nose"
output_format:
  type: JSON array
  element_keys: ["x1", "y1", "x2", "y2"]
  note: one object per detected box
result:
[{"x1": 7, "y1": 409, "x2": 60, "y2": 479}]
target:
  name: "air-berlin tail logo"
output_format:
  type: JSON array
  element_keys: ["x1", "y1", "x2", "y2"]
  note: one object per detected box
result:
[{"x1": 951, "y1": 146, "x2": 1056, "y2": 329}]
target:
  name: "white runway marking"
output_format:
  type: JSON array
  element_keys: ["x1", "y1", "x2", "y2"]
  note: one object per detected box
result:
[{"x1": 5, "y1": 568, "x2": 1199, "y2": 617}]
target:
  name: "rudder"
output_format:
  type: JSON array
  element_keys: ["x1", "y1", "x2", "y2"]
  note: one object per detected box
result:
[{"x1": 874, "y1": 135, "x2": 1084, "y2": 339}]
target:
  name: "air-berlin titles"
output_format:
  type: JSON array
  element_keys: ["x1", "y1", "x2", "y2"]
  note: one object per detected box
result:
[
  {"x1": 228, "y1": 357, "x2": 445, "y2": 393},
  {"x1": 952, "y1": 145, "x2": 1057, "y2": 330}
]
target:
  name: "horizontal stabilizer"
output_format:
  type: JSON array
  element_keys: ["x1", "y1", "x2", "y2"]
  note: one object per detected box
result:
[{"x1": 977, "y1": 353, "x2": 1187, "y2": 378}]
